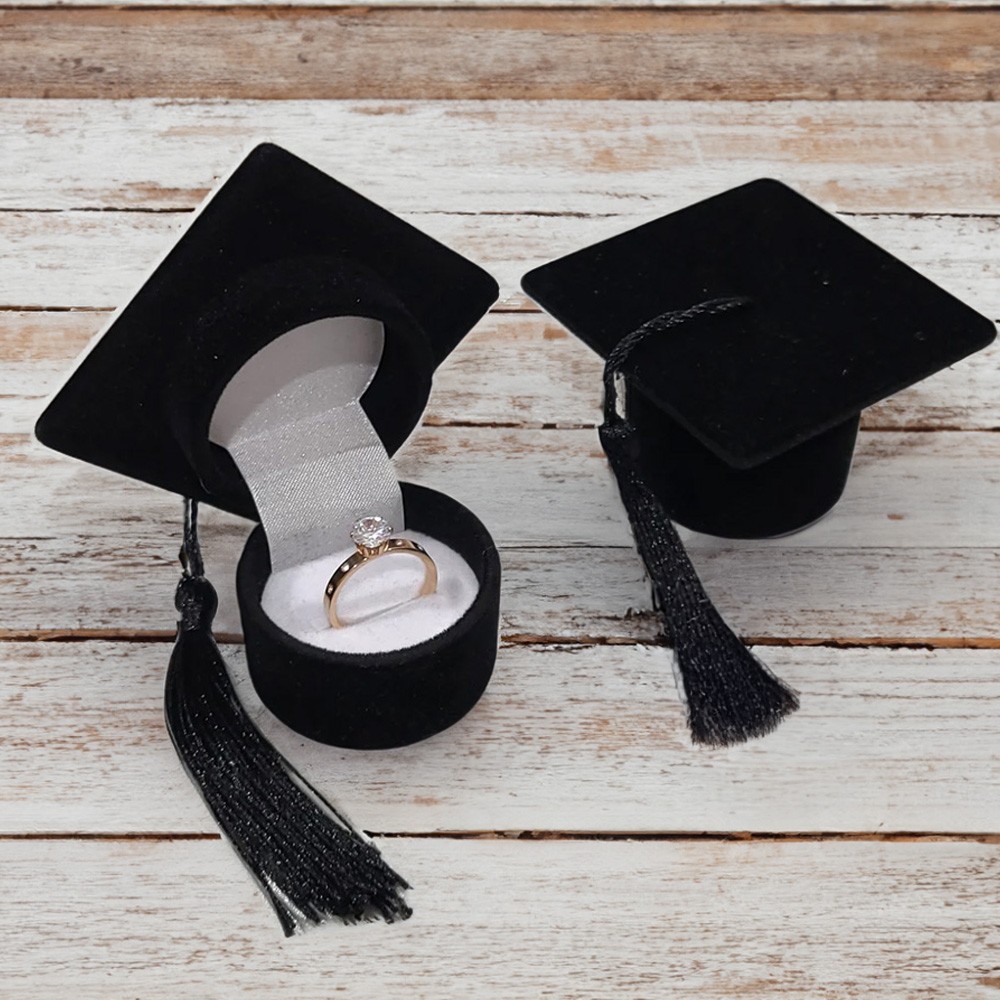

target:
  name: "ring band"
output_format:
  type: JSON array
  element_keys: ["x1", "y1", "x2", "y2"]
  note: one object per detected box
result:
[{"x1": 324, "y1": 515, "x2": 438, "y2": 628}]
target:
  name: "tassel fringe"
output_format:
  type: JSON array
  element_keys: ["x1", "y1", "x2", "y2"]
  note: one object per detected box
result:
[
  {"x1": 165, "y1": 499, "x2": 411, "y2": 935},
  {"x1": 601, "y1": 298, "x2": 800, "y2": 747}
]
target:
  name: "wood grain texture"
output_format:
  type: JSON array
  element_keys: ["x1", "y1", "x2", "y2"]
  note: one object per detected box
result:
[
  {"x1": 1, "y1": 209, "x2": 997, "y2": 314},
  {"x1": 3, "y1": 430, "x2": 1000, "y2": 644},
  {"x1": 6, "y1": 534, "x2": 1000, "y2": 645},
  {"x1": 2, "y1": 7, "x2": 999, "y2": 101},
  {"x1": 6, "y1": 310, "x2": 1000, "y2": 434},
  {"x1": 3, "y1": 99, "x2": 1000, "y2": 214},
  {"x1": 6, "y1": 429, "x2": 1000, "y2": 551},
  {"x1": 2, "y1": 838, "x2": 999, "y2": 999},
  {"x1": 6, "y1": 0, "x2": 999, "y2": 8},
  {"x1": 2, "y1": 0, "x2": 999, "y2": 985},
  {"x1": 3, "y1": 641, "x2": 1000, "y2": 835}
]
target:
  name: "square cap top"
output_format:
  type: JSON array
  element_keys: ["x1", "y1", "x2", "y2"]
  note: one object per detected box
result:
[
  {"x1": 35, "y1": 143, "x2": 499, "y2": 518},
  {"x1": 522, "y1": 179, "x2": 995, "y2": 469}
]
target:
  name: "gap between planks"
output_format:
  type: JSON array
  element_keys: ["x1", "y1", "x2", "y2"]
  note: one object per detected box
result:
[
  {"x1": 3, "y1": 630, "x2": 1000, "y2": 649},
  {"x1": 3, "y1": 830, "x2": 1000, "y2": 843}
]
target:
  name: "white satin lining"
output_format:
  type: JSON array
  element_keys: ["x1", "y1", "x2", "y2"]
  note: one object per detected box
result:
[{"x1": 208, "y1": 316, "x2": 405, "y2": 573}]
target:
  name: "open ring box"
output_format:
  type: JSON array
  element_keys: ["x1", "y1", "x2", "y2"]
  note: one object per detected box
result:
[{"x1": 36, "y1": 143, "x2": 503, "y2": 750}]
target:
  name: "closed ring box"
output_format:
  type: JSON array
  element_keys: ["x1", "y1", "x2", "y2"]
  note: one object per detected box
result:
[
  {"x1": 35, "y1": 142, "x2": 503, "y2": 749},
  {"x1": 522, "y1": 179, "x2": 996, "y2": 540}
]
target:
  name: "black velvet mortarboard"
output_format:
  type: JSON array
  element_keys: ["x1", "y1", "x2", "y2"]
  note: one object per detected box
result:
[
  {"x1": 522, "y1": 178, "x2": 995, "y2": 748},
  {"x1": 36, "y1": 142, "x2": 499, "y2": 517},
  {"x1": 523, "y1": 178, "x2": 995, "y2": 538},
  {"x1": 34, "y1": 143, "x2": 502, "y2": 935}
]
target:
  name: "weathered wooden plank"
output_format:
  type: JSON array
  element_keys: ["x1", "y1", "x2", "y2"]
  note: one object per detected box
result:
[
  {"x1": 1, "y1": 838, "x2": 998, "y2": 999},
  {"x1": 4, "y1": 426, "x2": 1000, "y2": 642},
  {"x1": 0, "y1": 209, "x2": 996, "y2": 317},
  {"x1": 7, "y1": 0, "x2": 998, "y2": 8},
  {"x1": 0, "y1": 428, "x2": 1000, "y2": 644},
  {"x1": 3, "y1": 641, "x2": 999, "y2": 835},
  {"x1": 2, "y1": 8, "x2": 998, "y2": 101},
  {"x1": 1, "y1": 15, "x2": 995, "y2": 983},
  {"x1": 4, "y1": 532, "x2": 1000, "y2": 645},
  {"x1": 6, "y1": 429, "x2": 1000, "y2": 551},
  {"x1": 3, "y1": 100, "x2": 999, "y2": 214},
  {"x1": 4, "y1": 312, "x2": 1000, "y2": 436},
  {"x1": 501, "y1": 545, "x2": 1000, "y2": 646}
]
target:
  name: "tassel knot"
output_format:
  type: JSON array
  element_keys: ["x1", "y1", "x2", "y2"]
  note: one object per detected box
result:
[{"x1": 175, "y1": 575, "x2": 218, "y2": 629}]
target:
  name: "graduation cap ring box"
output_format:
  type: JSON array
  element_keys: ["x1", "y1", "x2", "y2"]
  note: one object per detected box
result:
[
  {"x1": 36, "y1": 144, "x2": 503, "y2": 749},
  {"x1": 523, "y1": 179, "x2": 996, "y2": 540}
]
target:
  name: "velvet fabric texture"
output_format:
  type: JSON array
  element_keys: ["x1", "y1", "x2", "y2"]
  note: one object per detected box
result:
[
  {"x1": 36, "y1": 142, "x2": 503, "y2": 743},
  {"x1": 36, "y1": 143, "x2": 500, "y2": 520},
  {"x1": 626, "y1": 389, "x2": 859, "y2": 538},
  {"x1": 179, "y1": 255, "x2": 435, "y2": 519},
  {"x1": 34, "y1": 143, "x2": 503, "y2": 933},
  {"x1": 522, "y1": 177, "x2": 995, "y2": 539}
]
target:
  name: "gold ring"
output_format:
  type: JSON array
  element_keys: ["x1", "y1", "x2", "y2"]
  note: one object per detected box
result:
[{"x1": 324, "y1": 515, "x2": 438, "y2": 628}]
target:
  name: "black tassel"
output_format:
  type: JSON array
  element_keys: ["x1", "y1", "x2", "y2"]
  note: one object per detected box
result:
[
  {"x1": 165, "y1": 499, "x2": 411, "y2": 935},
  {"x1": 600, "y1": 299, "x2": 799, "y2": 746}
]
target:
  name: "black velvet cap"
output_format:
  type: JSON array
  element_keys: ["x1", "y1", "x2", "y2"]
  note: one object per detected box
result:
[
  {"x1": 32, "y1": 145, "x2": 505, "y2": 922},
  {"x1": 522, "y1": 178, "x2": 996, "y2": 537},
  {"x1": 35, "y1": 143, "x2": 499, "y2": 520}
]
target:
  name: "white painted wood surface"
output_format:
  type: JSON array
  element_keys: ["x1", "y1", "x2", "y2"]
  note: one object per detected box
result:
[
  {"x1": 4, "y1": 447, "x2": 1000, "y2": 651},
  {"x1": 6, "y1": 534, "x2": 1000, "y2": 644},
  {"x1": 2, "y1": 101, "x2": 999, "y2": 214},
  {"x1": 4, "y1": 427, "x2": 1000, "y2": 642},
  {"x1": 1, "y1": 839, "x2": 998, "y2": 1000},
  {"x1": 2, "y1": 16, "x2": 999, "y2": 995},
  {"x1": 8, "y1": 428, "x2": 1000, "y2": 550},
  {"x1": 5, "y1": 311, "x2": 1000, "y2": 433},
  {"x1": 4, "y1": 641, "x2": 1000, "y2": 835},
  {"x1": 2, "y1": 208, "x2": 998, "y2": 316}
]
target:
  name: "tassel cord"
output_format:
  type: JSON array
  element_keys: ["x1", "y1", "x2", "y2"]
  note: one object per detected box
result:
[
  {"x1": 166, "y1": 498, "x2": 411, "y2": 934},
  {"x1": 600, "y1": 298, "x2": 800, "y2": 746},
  {"x1": 600, "y1": 298, "x2": 751, "y2": 628},
  {"x1": 167, "y1": 637, "x2": 387, "y2": 889},
  {"x1": 171, "y1": 604, "x2": 407, "y2": 921},
  {"x1": 167, "y1": 660, "x2": 397, "y2": 916},
  {"x1": 172, "y1": 682, "x2": 404, "y2": 918},
  {"x1": 168, "y1": 601, "x2": 408, "y2": 929}
]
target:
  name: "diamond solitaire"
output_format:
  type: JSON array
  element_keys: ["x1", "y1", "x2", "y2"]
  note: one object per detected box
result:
[{"x1": 349, "y1": 515, "x2": 394, "y2": 552}]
